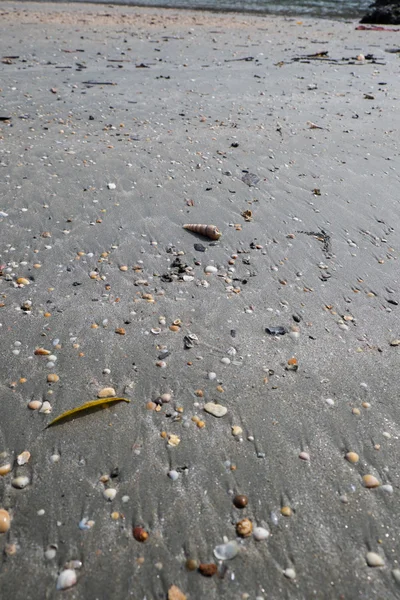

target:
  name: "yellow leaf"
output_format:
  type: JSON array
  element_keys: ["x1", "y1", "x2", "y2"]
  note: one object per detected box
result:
[{"x1": 46, "y1": 397, "x2": 130, "y2": 427}]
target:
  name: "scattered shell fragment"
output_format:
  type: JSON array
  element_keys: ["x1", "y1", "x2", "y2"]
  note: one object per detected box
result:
[
  {"x1": 232, "y1": 426, "x2": 243, "y2": 436},
  {"x1": 236, "y1": 518, "x2": 253, "y2": 537},
  {"x1": 168, "y1": 585, "x2": 187, "y2": 600},
  {"x1": 345, "y1": 452, "x2": 359, "y2": 464},
  {"x1": 0, "y1": 509, "x2": 11, "y2": 533},
  {"x1": 115, "y1": 328, "x2": 126, "y2": 335},
  {"x1": 103, "y1": 488, "x2": 117, "y2": 501},
  {"x1": 390, "y1": 339, "x2": 400, "y2": 346},
  {"x1": 97, "y1": 387, "x2": 116, "y2": 398},
  {"x1": 167, "y1": 434, "x2": 181, "y2": 447},
  {"x1": 253, "y1": 527, "x2": 270, "y2": 541},
  {"x1": 56, "y1": 569, "x2": 77, "y2": 591},
  {"x1": 34, "y1": 348, "x2": 51, "y2": 356},
  {"x1": 204, "y1": 402, "x2": 227, "y2": 418},
  {"x1": 213, "y1": 540, "x2": 240, "y2": 560},
  {"x1": 39, "y1": 401, "x2": 52, "y2": 414},
  {"x1": 16, "y1": 277, "x2": 30, "y2": 286},
  {"x1": 12, "y1": 476, "x2": 30, "y2": 489},
  {"x1": 133, "y1": 526, "x2": 149, "y2": 542},
  {"x1": 366, "y1": 552, "x2": 385, "y2": 567},
  {"x1": 281, "y1": 506, "x2": 292, "y2": 517},
  {"x1": 363, "y1": 474, "x2": 380, "y2": 488},
  {"x1": 183, "y1": 224, "x2": 221, "y2": 240},
  {"x1": 204, "y1": 265, "x2": 218, "y2": 274},
  {"x1": 17, "y1": 451, "x2": 31, "y2": 466}
]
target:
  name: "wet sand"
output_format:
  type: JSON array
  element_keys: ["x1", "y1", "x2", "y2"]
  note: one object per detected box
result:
[{"x1": 0, "y1": 3, "x2": 400, "y2": 598}]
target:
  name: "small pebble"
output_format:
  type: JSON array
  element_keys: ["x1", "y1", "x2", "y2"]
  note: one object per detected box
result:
[
  {"x1": 56, "y1": 569, "x2": 77, "y2": 590},
  {"x1": 198, "y1": 563, "x2": 217, "y2": 577},
  {"x1": 168, "y1": 470, "x2": 179, "y2": 481},
  {"x1": 233, "y1": 494, "x2": 248, "y2": 509},
  {"x1": 168, "y1": 585, "x2": 187, "y2": 600},
  {"x1": 392, "y1": 569, "x2": 400, "y2": 583},
  {"x1": 103, "y1": 488, "x2": 117, "y2": 501},
  {"x1": 204, "y1": 265, "x2": 218, "y2": 274},
  {"x1": 47, "y1": 374, "x2": 59, "y2": 383},
  {"x1": 281, "y1": 506, "x2": 292, "y2": 517},
  {"x1": 133, "y1": 526, "x2": 149, "y2": 542},
  {"x1": 0, "y1": 463, "x2": 12, "y2": 476},
  {"x1": 121, "y1": 495, "x2": 130, "y2": 503},
  {"x1": 0, "y1": 509, "x2": 11, "y2": 533},
  {"x1": 17, "y1": 451, "x2": 31, "y2": 466},
  {"x1": 107, "y1": 183, "x2": 116, "y2": 190},
  {"x1": 382, "y1": 484, "x2": 393, "y2": 494},
  {"x1": 232, "y1": 425, "x2": 243, "y2": 436},
  {"x1": 45, "y1": 545, "x2": 57, "y2": 560},
  {"x1": 204, "y1": 402, "x2": 227, "y2": 418},
  {"x1": 366, "y1": 552, "x2": 385, "y2": 567},
  {"x1": 236, "y1": 518, "x2": 253, "y2": 537},
  {"x1": 253, "y1": 527, "x2": 270, "y2": 541},
  {"x1": 208, "y1": 372, "x2": 217, "y2": 381},
  {"x1": 325, "y1": 398, "x2": 335, "y2": 406},
  {"x1": 28, "y1": 400, "x2": 42, "y2": 410}
]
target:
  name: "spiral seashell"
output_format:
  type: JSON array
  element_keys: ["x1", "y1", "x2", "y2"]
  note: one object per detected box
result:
[{"x1": 183, "y1": 224, "x2": 221, "y2": 240}]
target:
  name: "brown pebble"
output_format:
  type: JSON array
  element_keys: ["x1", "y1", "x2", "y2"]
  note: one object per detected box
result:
[
  {"x1": 119, "y1": 266, "x2": 128, "y2": 271},
  {"x1": 133, "y1": 526, "x2": 149, "y2": 542},
  {"x1": 115, "y1": 328, "x2": 126, "y2": 335},
  {"x1": 168, "y1": 585, "x2": 187, "y2": 600},
  {"x1": 16, "y1": 277, "x2": 30, "y2": 286},
  {"x1": 47, "y1": 374, "x2": 59, "y2": 383},
  {"x1": 34, "y1": 348, "x2": 51, "y2": 356},
  {"x1": 346, "y1": 452, "x2": 359, "y2": 464},
  {"x1": 198, "y1": 563, "x2": 217, "y2": 577},
  {"x1": 0, "y1": 464, "x2": 12, "y2": 476},
  {"x1": 233, "y1": 494, "x2": 248, "y2": 509},
  {"x1": 281, "y1": 506, "x2": 292, "y2": 517},
  {"x1": 363, "y1": 474, "x2": 380, "y2": 488},
  {"x1": 236, "y1": 518, "x2": 253, "y2": 537},
  {"x1": 0, "y1": 509, "x2": 11, "y2": 533},
  {"x1": 194, "y1": 389, "x2": 204, "y2": 397},
  {"x1": 169, "y1": 325, "x2": 180, "y2": 332},
  {"x1": 186, "y1": 559, "x2": 199, "y2": 571},
  {"x1": 352, "y1": 408, "x2": 361, "y2": 416},
  {"x1": 146, "y1": 401, "x2": 156, "y2": 411}
]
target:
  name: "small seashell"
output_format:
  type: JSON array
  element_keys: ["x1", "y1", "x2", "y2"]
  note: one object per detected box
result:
[
  {"x1": 299, "y1": 451, "x2": 310, "y2": 461},
  {"x1": 34, "y1": 348, "x2": 51, "y2": 356},
  {"x1": 16, "y1": 277, "x2": 30, "y2": 285},
  {"x1": 236, "y1": 518, "x2": 253, "y2": 537},
  {"x1": 233, "y1": 494, "x2": 248, "y2": 509},
  {"x1": 17, "y1": 451, "x2": 31, "y2": 466},
  {"x1": 103, "y1": 488, "x2": 117, "y2": 501},
  {"x1": 47, "y1": 374, "x2": 59, "y2": 383},
  {"x1": 151, "y1": 327, "x2": 161, "y2": 335},
  {"x1": 168, "y1": 585, "x2": 187, "y2": 600},
  {"x1": 0, "y1": 509, "x2": 11, "y2": 533},
  {"x1": 0, "y1": 463, "x2": 12, "y2": 476},
  {"x1": 366, "y1": 552, "x2": 384, "y2": 567},
  {"x1": 363, "y1": 474, "x2": 380, "y2": 488},
  {"x1": 56, "y1": 569, "x2": 77, "y2": 590},
  {"x1": 12, "y1": 476, "x2": 30, "y2": 489},
  {"x1": 345, "y1": 452, "x2": 359, "y2": 464},
  {"x1": 253, "y1": 526, "x2": 270, "y2": 541},
  {"x1": 183, "y1": 224, "x2": 221, "y2": 240},
  {"x1": 213, "y1": 540, "x2": 240, "y2": 560},
  {"x1": 167, "y1": 434, "x2": 181, "y2": 447},
  {"x1": 284, "y1": 568, "x2": 296, "y2": 580},
  {"x1": 232, "y1": 425, "x2": 243, "y2": 436},
  {"x1": 281, "y1": 506, "x2": 292, "y2": 517},
  {"x1": 97, "y1": 387, "x2": 116, "y2": 398},
  {"x1": 79, "y1": 517, "x2": 95, "y2": 530},
  {"x1": 133, "y1": 526, "x2": 149, "y2": 542},
  {"x1": 45, "y1": 544, "x2": 57, "y2": 560},
  {"x1": 198, "y1": 563, "x2": 217, "y2": 577}
]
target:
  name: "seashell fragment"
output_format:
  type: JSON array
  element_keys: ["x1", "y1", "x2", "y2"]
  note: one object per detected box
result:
[
  {"x1": 236, "y1": 518, "x2": 253, "y2": 537},
  {"x1": 183, "y1": 224, "x2": 221, "y2": 240},
  {"x1": 213, "y1": 540, "x2": 239, "y2": 560},
  {"x1": 103, "y1": 488, "x2": 117, "y2": 501},
  {"x1": 56, "y1": 569, "x2": 77, "y2": 590},
  {"x1": 97, "y1": 387, "x2": 116, "y2": 398},
  {"x1": 253, "y1": 526, "x2": 270, "y2": 541},
  {"x1": 168, "y1": 585, "x2": 187, "y2": 600},
  {"x1": 0, "y1": 463, "x2": 12, "y2": 476},
  {"x1": 363, "y1": 474, "x2": 380, "y2": 488},
  {"x1": 17, "y1": 451, "x2": 31, "y2": 466},
  {"x1": 366, "y1": 552, "x2": 385, "y2": 567},
  {"x1": 0, "y1": 509, "x2": 11, "y2": 533}
]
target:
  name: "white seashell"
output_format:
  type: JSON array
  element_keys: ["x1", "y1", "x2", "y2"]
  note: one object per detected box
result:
[
  {"x1": 168, "y1": 470, "x2": 179, "y2": 481},
  {"x1": 226, "y1": 347, "x2": 237, "y2": 356},
  {"x1": 208, "y1": 372, "x2": 217, "y2": 381},
  {"x1": 45, "y1": 545, "x2": 57, "y2": 560},
  {"x1": 17, "y1": 451, "x2": 31, "y2": 466},
  {"x1": 284, "y1": 568, "x2": 296, "y2": 580},
  {"x1": 204, "y1": 402, "x2": 227, "y2": 418},
  {"x1": 382, "y1": 484, "x2": 393, "y2": 494},
  {"x1": 253, "y1": 527, "x2": 270, "y2": 541},
  {"x1": 107, "y1": 183, "x2": 116, "y2": 190},
  {"x1": 12, "y1": 476, "x2": 30, "y2": 489},
  {"x1": 204, "y1": 265, "x2": 218, "y2": 274},
  {"x1": 103, "y1": 488, "x2": 117, "y2": 501},
  {"x1": 213, "y1": 540, "x2": 239, "y2": 560},
  {"x1": 97, "y1": 387, "x2": 116, "y2": 398},
  {"x1": 366, "y1": 552, "x2": 385, "y2": 567},
  {"x1": 182, "y1": 275, "x2": 194, "y2": 282},
  {"x1": 56, "y1": 569, "x2": 77, "y2": 590},
  {"x1": 39, "y1": 401, "x2": 52, "y2": 414},
  {"x1": 50, "y1": 454, "x2": 60, "y2": 463},
  {"x1": 79, "y1": 517, "x2": 95, "y2": 530},
  {"x1": 220, "y1": 357, "x2": 231, "y2": 365}
]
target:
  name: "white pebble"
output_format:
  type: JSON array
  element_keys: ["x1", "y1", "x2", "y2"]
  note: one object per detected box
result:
[
  {"x1": 204, "y1": 265, "x2": 218, "y2": 274},
  {"x1": 107, "y1": 183, "x2": 116, "y2": 190},
  {"x1": 253, "y1": 527, "x2": 270, "y2": 541},
  {"x1": 39, "y1": 401, "x2": 52, "y2": 414},
  {"x1": 103, "y1": 488, "x2": 117, "y2": 501},
  {"x1": 382, "y1": 484, "x2": 393, "y2": 494},
  {"x1": 45, "y1": 545, "x2": 57, "y2": 560},
  {"x1": 208, "y1": 372, "x2": 217, "y2": 381},
  {"x1": 121, "y1": 495, "x2": 130, "y2": 504},
  {"x1": 382, "y1": 432, "x2": 391, "y2": 439},
  {"x1": 50, "y1": 454, "x2": 60, "y2": 463},
  {"x1": 299, "y1": 451, "x2": 310, "y2": 461},
  {"x1": 37, "y1": 509, "x2": 45, "y2": 516},
  {"x1": 325, "y1": 398, "x2": 335, "y2": 406},
  {"x1": 56, "y1": 569, "x2": 77, "y2": 590},
  {"x1": 204, "y1": 402, "x2": 227, "y2": 418},
  {"x1": 168, "y1": 470, "x2": 179, "y2": 481},
  {"x1": 220, "y1": 357, "x2": 231, "y2": 365},
  {"x1": 12, "y1": 476, "x2": 30, "y2": 489}
]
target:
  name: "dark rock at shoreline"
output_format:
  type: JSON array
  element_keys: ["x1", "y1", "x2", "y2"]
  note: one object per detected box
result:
[{"x1": 360, "y1": 0, "x2": 400, "y2": 24}]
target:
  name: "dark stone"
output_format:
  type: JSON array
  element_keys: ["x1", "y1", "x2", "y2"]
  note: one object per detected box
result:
[{"x1": 360, "y1": 0, "x2": 400, "y2": 25}]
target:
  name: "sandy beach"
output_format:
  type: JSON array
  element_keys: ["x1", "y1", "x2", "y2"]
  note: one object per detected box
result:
[{"x1": 0, "y1": 2, "x2": 400, "y2": 598}]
